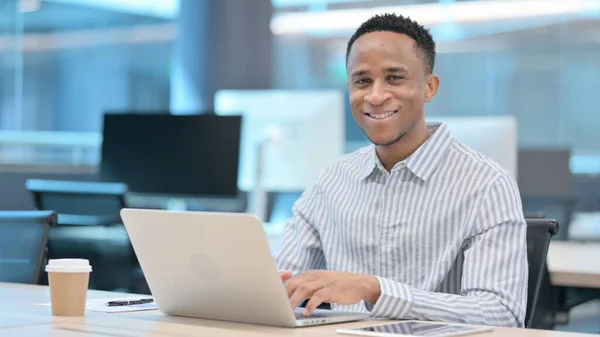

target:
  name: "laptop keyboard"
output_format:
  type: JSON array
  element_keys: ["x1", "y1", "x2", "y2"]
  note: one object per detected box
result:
[{"x1": 295, "y1": 312, "x2": 329, "y2": 320}]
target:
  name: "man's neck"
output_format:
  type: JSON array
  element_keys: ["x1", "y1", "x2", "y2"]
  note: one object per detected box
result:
[{"x1": 376, "y1": 121, "x2": 431, "y2": 172}]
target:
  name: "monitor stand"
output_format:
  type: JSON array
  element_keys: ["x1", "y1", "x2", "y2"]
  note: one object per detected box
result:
[
  {"x1": 248, "y1": 126, "x2": 288, "y2": 221},
  {"x1": 249, "y1": 141, "x2": 268, "y2": 221},
  {"x1": 165, "y1": 198, "x2": 189, "y2": 211}
]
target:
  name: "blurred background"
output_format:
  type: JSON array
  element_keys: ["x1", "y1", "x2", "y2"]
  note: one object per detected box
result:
[{"x1": 1, "y1": 0, "x2": 600, "y2": 333}]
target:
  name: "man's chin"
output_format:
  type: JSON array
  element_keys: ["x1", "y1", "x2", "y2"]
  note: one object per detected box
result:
[
  {"x1": 367, "y1": 133, "x2": 406, "y2": 147},
  {"x1": 372, "y1": 140, "x2": 399, "y2": 147}
]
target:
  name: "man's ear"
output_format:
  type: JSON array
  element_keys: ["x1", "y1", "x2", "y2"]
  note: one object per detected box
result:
[{"x1": 425, "y1": 74, "x2": 440, "y2": 102}]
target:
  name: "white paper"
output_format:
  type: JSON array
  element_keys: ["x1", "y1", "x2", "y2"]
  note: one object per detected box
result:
[{"x1": 35, "y1": 297, "x2": 159, "y2": 313}]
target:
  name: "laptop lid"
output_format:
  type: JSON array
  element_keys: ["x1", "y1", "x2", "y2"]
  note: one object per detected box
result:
[{"x1": 121, "y1": 208, "x2": 302, "y2": 327}]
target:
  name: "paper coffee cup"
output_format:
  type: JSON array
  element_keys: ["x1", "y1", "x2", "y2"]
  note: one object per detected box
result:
[{"x1": 45, "y1": 259, "x2": 92, "y2": 316}]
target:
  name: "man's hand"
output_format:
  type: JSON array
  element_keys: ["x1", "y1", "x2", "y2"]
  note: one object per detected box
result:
[
  {"x1": 281, "y1": 270, "x2": 293, "y2": 283},
  {"x1": 280, "y1": 270, "x2": 381, "y2": 316}
]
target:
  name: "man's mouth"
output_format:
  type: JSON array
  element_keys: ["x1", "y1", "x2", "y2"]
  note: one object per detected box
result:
[{"x1": 365, "y1": 110, "x2": 398, "y2": 120}]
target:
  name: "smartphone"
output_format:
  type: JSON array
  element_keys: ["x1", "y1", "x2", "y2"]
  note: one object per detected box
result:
[{"x1": 336, "y1": 321, "x2": 495, "y2": 337}]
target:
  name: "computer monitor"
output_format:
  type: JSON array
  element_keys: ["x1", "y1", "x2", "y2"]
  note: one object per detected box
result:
[
  {"x1": 518, "y1": 149, "x2": 571, "y2": 197},
  {"x1": 426, "y1": 115, "x2": 518, "y2": 180},
  {"x1": 100, "y1": 114, "x2": 242, "y2": 200},
  {"x1": 214, "y1": 90, "x2": 345, "y2": 192}
]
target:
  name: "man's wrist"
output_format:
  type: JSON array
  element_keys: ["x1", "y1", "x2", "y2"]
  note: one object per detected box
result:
[{"x1": 361, "y1": 275, "x2": 381, "y2": 304}]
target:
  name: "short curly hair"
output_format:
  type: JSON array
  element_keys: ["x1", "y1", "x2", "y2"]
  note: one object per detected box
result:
[{"x1": 346, "y1": 13, "x2": 436, "y2": 74}]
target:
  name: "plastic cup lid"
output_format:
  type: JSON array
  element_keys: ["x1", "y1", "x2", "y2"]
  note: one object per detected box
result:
[{"x1": 45, "y1": 259, "x2": 92, "y2": 273}]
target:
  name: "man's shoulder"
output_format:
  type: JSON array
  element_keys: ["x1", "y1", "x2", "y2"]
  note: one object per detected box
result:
[
  {"x1": 313, "y1": 144, "x2": 373, "y2": 184},
  {"x1": 331, "y1": 144, "x2": 373, "y2": 167},
  {"x1": 447, "y1": 140, "x2": 516, "y2": 184}
]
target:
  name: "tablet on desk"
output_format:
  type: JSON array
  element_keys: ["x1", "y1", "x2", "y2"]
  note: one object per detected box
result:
[{"x1": 337, "y1": 321, "x2": 494, "y2": 337}]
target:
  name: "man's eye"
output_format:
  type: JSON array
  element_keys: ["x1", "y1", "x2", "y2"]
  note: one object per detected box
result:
[
  {"x1": 388, "y1": 76, "x2": 405, "y2": 81},
  {"x1": 355, "y1": 79, "x2": 370, "y2": 84}
]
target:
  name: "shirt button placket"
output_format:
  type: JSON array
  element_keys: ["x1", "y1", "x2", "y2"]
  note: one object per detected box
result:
[{"x1": 380, "y1": 177, "x2": 395, "y2": 278}]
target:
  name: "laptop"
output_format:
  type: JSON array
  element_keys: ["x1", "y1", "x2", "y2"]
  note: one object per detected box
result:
[{"x1": 120, "y1": 208, "x2": 368, "y2": 328}]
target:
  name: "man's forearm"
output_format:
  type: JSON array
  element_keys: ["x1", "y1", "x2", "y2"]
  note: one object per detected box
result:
[{"x1": 365, "y1": 277, "x2": 523, "y2": 327}]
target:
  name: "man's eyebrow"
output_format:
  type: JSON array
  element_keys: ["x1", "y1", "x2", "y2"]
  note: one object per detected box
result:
[
  {"x1": 351, "y1": 67, "x2": 408, "y2": 77},
  {"x1": 385, "y1": 67, "x2": 408, "y2": 73},
  {"x1": 351, "y1": 70, "x2": 368, "y2": 77}
]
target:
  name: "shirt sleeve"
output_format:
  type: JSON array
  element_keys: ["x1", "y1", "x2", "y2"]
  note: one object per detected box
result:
[
  {"x1": 365, "y1": 174, "x2": 528, "y2": 327},
  {"x1": 272, "y1": 180, "x2": 327, "y2": 275}
]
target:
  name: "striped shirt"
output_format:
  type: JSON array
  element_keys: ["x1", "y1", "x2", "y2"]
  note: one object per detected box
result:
[{"x1": 273, "y1": 122, "x2": 528, "y2": 327}]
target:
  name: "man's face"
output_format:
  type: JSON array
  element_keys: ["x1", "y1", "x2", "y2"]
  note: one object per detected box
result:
[{"x1": 347, "y1": 31, "x2": 437, "y2": 146}]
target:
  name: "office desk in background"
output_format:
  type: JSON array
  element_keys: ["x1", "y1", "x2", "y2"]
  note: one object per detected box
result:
[
  {"x1": 547, "y1": 241, "x2": 600, "y2": 288},
  {"x1": 0, "y1": 282, "x2": 597, "y2": 337}
]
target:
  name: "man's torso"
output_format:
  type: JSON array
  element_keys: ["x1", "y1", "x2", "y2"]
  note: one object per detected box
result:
[{"x1": 307, "y1": 124, "x2": 513, "y2": 312}]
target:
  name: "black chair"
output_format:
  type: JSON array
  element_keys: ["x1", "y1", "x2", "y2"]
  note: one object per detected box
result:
[
  {"x1": 522, "y1": 197, "x2": 575, "y2": 241},
  {"x1": 525, "y1": 218, "x2": 559, "y2": 329},
  {"x1": 25, "y1": 179, "x2": 140, "y2": 292},
  {"x1": 0, "y1": 210, "x2": 57, "y2": 284},
  {"x1": 25, "y1": 179, "x2": 127, "y2": 222}
]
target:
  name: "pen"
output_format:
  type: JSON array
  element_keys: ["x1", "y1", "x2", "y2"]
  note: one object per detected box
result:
[{"x1": 106, "y1": 298, "x2": 154, "y2": 307}]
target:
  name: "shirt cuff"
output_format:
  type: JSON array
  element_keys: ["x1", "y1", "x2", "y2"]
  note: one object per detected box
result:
[{"x1": 363, "y1": 276, "x2": 414, "y2": 319}]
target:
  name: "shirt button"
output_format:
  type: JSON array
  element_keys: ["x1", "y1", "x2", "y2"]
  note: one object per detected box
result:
[
  {"x1": 381, "y1": 239, "x2": 388, "y2": 245},
  {"x1": 387, "y1": 188, "x2": 393, "y2": 196}
]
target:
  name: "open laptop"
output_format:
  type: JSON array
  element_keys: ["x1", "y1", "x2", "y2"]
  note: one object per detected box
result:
[{"x1": 120, "y1": 208, "x2": 368, "y2": 327}]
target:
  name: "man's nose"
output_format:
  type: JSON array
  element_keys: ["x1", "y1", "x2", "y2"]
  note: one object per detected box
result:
[{"x1": 364, "y1": 82, "x2": 390, "y2": 106}]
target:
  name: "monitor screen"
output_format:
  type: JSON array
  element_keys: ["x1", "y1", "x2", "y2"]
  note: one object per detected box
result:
[
  {"x1": 100, "y1": 114, "x2": 241, "y2": 198},
  {"x1": 214, "y1": 90, "x2": 345, "y2": 192},
  {"x1": 427, "y1": 115, "x2": 518, "y2": 180}
]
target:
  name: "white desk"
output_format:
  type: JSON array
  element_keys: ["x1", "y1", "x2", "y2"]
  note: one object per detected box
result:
[
  {"x1": 547, "y1": 241, "x2": 600, "y2": 288},
  {"x1": 0, "y1": 282, "x2": 596, "y2": 337}
]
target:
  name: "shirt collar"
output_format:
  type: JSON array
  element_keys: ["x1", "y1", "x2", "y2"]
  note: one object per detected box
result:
[{"x1": 360, "y1": 122, "x2": 455, "y2": 181}]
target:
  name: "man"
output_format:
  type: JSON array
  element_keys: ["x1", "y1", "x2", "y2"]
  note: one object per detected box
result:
[{"x1": 273, "y1": 13, "x2": 528, "y2": 327}]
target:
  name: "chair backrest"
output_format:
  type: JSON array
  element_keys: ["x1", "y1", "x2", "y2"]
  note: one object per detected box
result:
[
  {"x1": 25, "y1": 179, "x2": 127, "y2": 216},
  {"x1": 525, "y1": 218, "x2": 559, "y2": 329},
  {"x1": 0, "y1": 210, "x2": 57, "y2": 284}
]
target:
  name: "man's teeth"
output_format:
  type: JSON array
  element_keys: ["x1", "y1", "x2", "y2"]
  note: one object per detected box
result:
[{"x1": 370, "y1": 111, "x2": 396, "y2": 119}]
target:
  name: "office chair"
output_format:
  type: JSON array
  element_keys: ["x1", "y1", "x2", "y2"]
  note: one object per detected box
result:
[
  {"x1": 25, "y1": 179, "x2": 139, "y2": 292},
  {"x1": 525, "y1": 218, "x2": 559, "y2": 329},
  {"x1": 25, "y1": 179, "x2": 127, "y2": 222},
  {"x1": 0, "y1": 210, "x2": 57, "y2": 284}
]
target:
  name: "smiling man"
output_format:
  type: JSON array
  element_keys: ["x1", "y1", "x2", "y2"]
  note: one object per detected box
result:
[{"x1": 273, "y1": 13, "x2": 528, "y2": 327}]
